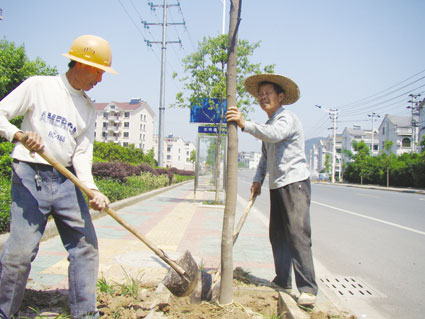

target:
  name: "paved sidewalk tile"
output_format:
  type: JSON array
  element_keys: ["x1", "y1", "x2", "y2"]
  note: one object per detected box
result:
[{"x1": 26, "y1": 178, "x2": 275, "y2": 290}]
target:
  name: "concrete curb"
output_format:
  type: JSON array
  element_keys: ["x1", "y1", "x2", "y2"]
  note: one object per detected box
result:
[
  {"x1": 313, "y1": 180, "x2": 425, "y2": 195},
  {"x1": 278, "y1": 292, "x2": 309, "y2": 319},
  {"x1": 0, "y1": 180, "x2": 192, "y2": 252}
]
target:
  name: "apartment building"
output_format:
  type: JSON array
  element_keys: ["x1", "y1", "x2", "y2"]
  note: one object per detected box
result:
[
  {"x1": 154, "y1": 134, "x2": 195, "y2": 170},
  {"x1": 238, "y1": 151, "x2": 261, "y2": 169},
  {"x1": 94, "y1": 99, "x2": 155, "y2": 152}
]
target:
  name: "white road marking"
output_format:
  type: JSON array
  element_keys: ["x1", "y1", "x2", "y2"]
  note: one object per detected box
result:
[{"x1": 312, "y1": 200, "x2": 425, "y2": 236}]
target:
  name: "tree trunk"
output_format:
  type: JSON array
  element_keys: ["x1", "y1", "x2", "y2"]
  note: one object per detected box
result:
[
  {"x1": 387, "y1": 168, "x2": 390, "y2": 187},
  {"x1": 215, "y1": 129, "x2": 221, "y2": 202},
  {"x1": 219, "y1": 0, "x2": 241, "y2": 305}
]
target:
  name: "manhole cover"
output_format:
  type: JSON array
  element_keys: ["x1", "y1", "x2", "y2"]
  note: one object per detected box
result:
[{"x1": 320, "y1": 276, "x2": 383, "y2": 298}]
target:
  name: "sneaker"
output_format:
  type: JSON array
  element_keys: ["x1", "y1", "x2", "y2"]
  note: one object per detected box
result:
[{"x1": 297, "y1": 292, "x2": 316, "y2": 306}]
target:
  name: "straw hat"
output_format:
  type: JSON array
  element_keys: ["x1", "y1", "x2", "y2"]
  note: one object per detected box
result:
[{"x1": 244, "y1": 74, "x2": 300, "y2": 105}]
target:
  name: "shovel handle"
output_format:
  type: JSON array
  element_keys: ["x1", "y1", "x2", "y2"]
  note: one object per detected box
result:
[
  {"x1": 213, "y1": 194, "x2": 257, "y2": 282},
  {"x1": 18, "y1": 134, "x2": 187, "y2": 277}
]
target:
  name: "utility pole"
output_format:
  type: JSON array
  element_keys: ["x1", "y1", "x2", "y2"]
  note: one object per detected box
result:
[
  {"x1": 221, "y1": 0, "x2": 226, "y2": 34},
  {"x1": 368, "y1": 112, "x2": 380, "y2": 155},
  {"x1": 316, "y1": 105, "x2": 339, "y2": 183},
  {"x1": 143, "y1": 0, "x2": 184, "y2": 167},
  {"x1": 407, "y1": 93, "x2": 421, "y2": 153}
]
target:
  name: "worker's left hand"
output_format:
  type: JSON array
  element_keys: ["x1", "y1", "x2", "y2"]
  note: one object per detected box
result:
[{"x1": 89, "y1": 190, "x2": 110, "y2": 212}]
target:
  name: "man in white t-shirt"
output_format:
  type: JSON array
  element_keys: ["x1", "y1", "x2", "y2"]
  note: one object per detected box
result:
[{"x1": 0, "y1": 35, "x2": 117, "y2": 319}]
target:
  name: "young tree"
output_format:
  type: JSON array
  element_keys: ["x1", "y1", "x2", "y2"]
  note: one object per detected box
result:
[
  {"x1": 173, "y1": 34, "x2": 274, "y2": 202},
  {"x1": 219, "y1": 0, "x2": 241, "y2": 305},
  {"x1": 383, "y1": 140, "x2": 394, "y2": 187}
]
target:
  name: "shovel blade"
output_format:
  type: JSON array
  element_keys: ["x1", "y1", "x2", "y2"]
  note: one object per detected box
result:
[{"x1": 163, "y1": 250, "x2": 199, "y2": 297}]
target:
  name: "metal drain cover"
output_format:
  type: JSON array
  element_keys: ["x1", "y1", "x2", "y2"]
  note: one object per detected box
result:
[{"x1": 320, "y1": 276, "x2": 383, "y2": 298}]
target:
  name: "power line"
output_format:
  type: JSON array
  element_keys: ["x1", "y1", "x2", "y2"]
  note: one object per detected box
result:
[{"x1": 340, "y1": 68, "x2": 425, "y2": 109}]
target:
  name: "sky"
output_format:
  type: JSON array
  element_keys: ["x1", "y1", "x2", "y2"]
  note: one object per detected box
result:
[{"x1": 1, "y1": 0, "x2": 425, "y2": 152}]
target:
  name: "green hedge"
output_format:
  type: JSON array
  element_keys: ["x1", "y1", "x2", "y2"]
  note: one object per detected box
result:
[{"x1": 0, "y1": 173, "x2": 193, "y2": 235}]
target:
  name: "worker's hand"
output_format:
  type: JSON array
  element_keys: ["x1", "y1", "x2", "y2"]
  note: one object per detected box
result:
[
  {"x1": 14, "y1": 131, "x2": 45, "y2": 158},
  {"x1": 89, "y1": 190, "x2": 110, "y2": 212},
  {"x1": 225, "y1": 106, "x2": 245, "y2": 129},
  {"x1": 251, "y1": 182, "x2": 261, "y2": 198}
]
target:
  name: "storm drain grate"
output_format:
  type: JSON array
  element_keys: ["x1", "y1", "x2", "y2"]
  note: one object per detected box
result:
[{"x1": 319, "y1": 276, "x2": 382, "y2": 298}]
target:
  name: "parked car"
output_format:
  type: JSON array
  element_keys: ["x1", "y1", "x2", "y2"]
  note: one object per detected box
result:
[{"x1": 319, "y1": 173, "x2": 330, "y2": 181}]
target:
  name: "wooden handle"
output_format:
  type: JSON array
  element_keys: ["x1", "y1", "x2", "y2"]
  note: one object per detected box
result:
[{"x1": 18, "y1": 134, "x2": 187, "y2": 277}]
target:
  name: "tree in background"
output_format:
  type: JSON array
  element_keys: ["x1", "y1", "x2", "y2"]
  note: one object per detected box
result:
[
  {"x1": 0, "y1": 38, "x2": 57, "y2": 172},
  {"x1": 173, "y1": 34, "x2": 274, "y2": 203},
  {"x1": 0, "y1": 39, "x2": 57, "y2": 100}
]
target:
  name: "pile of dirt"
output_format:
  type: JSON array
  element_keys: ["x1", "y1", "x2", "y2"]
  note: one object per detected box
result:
[{"x1": 18, "y1": 268, "x2": 354, "y2": 319}]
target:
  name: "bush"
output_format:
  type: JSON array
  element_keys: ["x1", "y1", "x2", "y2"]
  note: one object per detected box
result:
[
  {"x1": 0, "y1": 178, "x2": 11, "y2": 233},
  {"x1": 92, "y1": 162, "x2": 141, "y2": 182}
]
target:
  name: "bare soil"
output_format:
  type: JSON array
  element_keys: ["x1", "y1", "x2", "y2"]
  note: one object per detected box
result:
[{"x1": 18, "y1": 268, "x2": 354, "y2": 319}]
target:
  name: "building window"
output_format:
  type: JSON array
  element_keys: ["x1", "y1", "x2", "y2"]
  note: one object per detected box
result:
[
  {"x1": 124, "y1": 112, "x2": 130, "y2": 118},
  {"x1": 124, "y1": 122, "x2": 130, "y2": 128},
  {"x1": 103, "y1": 122, "x2": 107, "y2": 127},
  {"x1": 103, "y1": 112, "x2": 108, "y2": 118},
  {"x1": 167, "y1": 146, "x2": 171, "y2": 152},
  {"x1": 167, "y1": 155, "x2": 171, "y2": 160},
  {"x1": 123, "y1": 142, "x2": 128, "y2": 147},
  {"x1": 124, "y1": 132, "x2": 129, "y2": 138},
  {"x1": 102, "y1": 132, "x2": 106, "y2": 137},
  {"x1": 402, "y1": 138, "x2": 411, "y2": 148}
]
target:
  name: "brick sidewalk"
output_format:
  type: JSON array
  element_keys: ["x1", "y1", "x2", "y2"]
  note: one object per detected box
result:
[{"x1": 26, "y1": 176, "x2": 275, "y2": 290}]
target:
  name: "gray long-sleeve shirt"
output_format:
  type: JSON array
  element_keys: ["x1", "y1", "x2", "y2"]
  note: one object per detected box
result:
[{"x1": 243, "y1": 107, "x2": 310, "y2": 189}]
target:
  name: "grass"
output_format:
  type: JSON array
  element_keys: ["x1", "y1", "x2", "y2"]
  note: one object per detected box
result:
[{"x1": 97, "y1": 275, "x2": 114, "y2": 294}]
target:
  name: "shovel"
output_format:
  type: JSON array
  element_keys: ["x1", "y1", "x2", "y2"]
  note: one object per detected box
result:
[
  {"x1": 203, "y1": 194, "x2": 257, "y2": 300},
  {"x1": 19, "y1": 135, "x2": 198, "y2": 297}
]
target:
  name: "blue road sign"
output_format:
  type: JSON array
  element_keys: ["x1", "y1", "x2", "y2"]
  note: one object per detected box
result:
[
  {"x1": 190, "y1": 98, "x2": 227, "y2": 124},
  {"x1": 198, "y1": 125, "x2": 227, "y2": 135}
]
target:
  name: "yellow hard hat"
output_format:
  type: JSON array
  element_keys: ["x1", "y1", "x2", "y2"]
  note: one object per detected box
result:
[{"x1": 62, "y1": 35, "x2": 118, "y2": 75}]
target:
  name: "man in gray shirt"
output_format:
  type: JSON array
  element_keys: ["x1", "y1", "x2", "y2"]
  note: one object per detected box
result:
[{"x1": 226, "y1": 73, "x2": 317, "y2": 306}]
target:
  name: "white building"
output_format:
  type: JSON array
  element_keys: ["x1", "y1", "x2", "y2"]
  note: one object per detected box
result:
[
  {"x1": 341, "y1": 126, "x2": 378, "y2": 155},
  {"x1": 154, "y1": 134, "x2": 195, "y2": 170},
  {"x1": 238, "y1": 151, "x2": 261, "y2": 169},
  {"x1": 94, "y1": 99, "x2": 155, "y2": 152},
  {"x1": 377, "y1": 115, "x2": 414, "y2": 155}
]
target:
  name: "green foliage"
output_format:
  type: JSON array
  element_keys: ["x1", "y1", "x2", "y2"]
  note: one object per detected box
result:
[
  {"x1": 0, "y1": 38, "x2": 57, "y2": 100},
  {"x1": 0, "y1": 178, "x2": 11, "y2": 233},
  {"x1": 172, "y1": 34, "x2": 275, "y2": 117},
  {"x1": 97, "y1": 275, "x2": 115, "y2": 295},
  {"x1": 94, "y1": 173, "x2": 169, "y2": 203},
  {"x1": 190, "y1": 149, "x2": 196, "y2": 163},
  {"x1": 0, "y1": 142, "x2": 14, "y2": 178},
  {"x1": 93, "y1": 141, "x2": 156, "y2": 166},
  {"x1": 343, "y1": 139, "x2": 425, "y2": 188}
]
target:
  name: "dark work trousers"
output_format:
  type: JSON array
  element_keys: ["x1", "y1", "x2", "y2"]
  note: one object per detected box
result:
[{"x1": 269, "y1": 178, "x2": 318, "y2": 295}]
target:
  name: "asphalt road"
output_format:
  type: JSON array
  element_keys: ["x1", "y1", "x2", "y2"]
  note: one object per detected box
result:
[{"x1": 237, "y1": 169, "x2": 425, "y2": 319}]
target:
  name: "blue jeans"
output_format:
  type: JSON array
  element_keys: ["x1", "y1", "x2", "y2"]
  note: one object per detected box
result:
[
  {"x1": 269, "y1": 179, "x2": 318, "y2": 295},
  {"x1": 0, "y1": 161, "x2": 99, "y2": 318}
]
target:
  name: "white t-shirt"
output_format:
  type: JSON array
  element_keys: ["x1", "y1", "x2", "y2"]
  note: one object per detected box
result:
[{"x1": 0, "y1": 74, "x2": 98, "y2": 190}]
